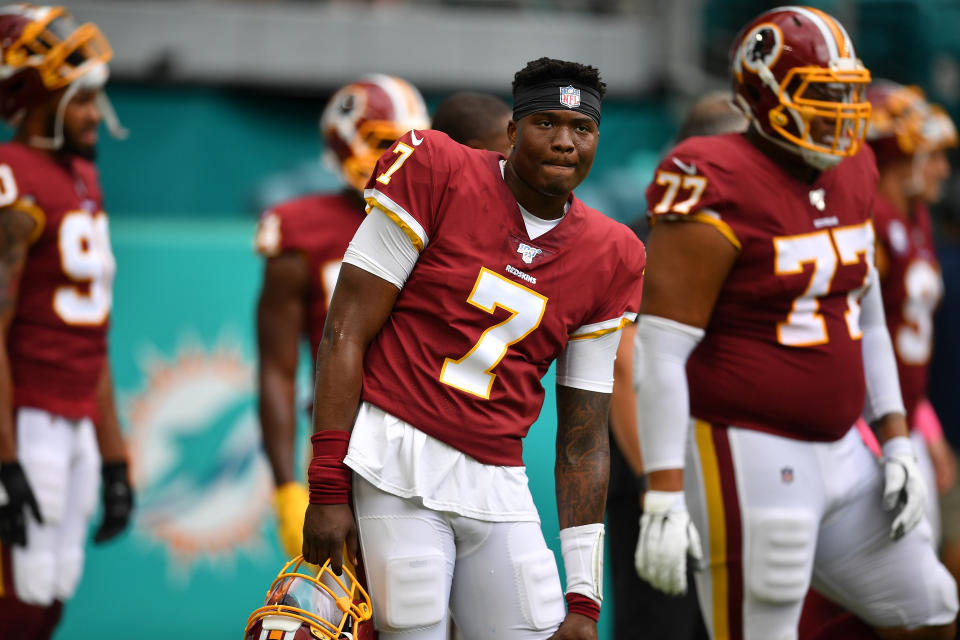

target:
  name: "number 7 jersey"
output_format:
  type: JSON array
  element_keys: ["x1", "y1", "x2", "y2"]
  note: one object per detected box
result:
[
  {"x1": 1, "y1": 142, "x2": 114, "y2": 421},
  {"x1": 360, "y1": 130, "x2": 645, "y2": 467},
  {"x1": 646, "y1": 133, "x2": 879, "y2": 442}
]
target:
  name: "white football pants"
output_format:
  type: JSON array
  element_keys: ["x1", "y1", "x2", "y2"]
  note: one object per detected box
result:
[
  {"x1": 353, "y1": 475, "x2": 566, "y2": 639},
  {"x1": 9, "y1": 407, "x2": 100, "y2": 605},
  {"x1": 685, "y1": 422, "x2": 957, "y2": 640}
]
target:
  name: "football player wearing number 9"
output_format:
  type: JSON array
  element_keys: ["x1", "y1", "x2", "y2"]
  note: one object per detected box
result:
[
  {"x1": 868, "y1": 82, "x2": 958, "y2": 540},
  {"x1": 0, "y1": 4, "x2": 133, "y2": 639},
  {"x1": 301, "y1": 57, "x2": 645, "y2": 640},
  {"x1": 254, "y1": 74, "x2": 429, "y2": 561},
  {"x1": 634, "y1": 6, "x2": 958, "y2": 640}
]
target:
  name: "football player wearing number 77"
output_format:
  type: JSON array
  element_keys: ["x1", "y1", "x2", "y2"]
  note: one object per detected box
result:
[
  {"x1": 301, "y1": 57, "x2": 645, "y2": 640},
  {"x1": 0, "y1": 5, "x2": 132, "y2": 639},
  {"x1": 634, "y1": 5, "x2": 957, "y2": 640}
]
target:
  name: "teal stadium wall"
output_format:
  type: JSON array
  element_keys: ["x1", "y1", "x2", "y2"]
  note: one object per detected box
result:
[{"x1": 38, "y1": 85, "x2": 675, "y2": 639}]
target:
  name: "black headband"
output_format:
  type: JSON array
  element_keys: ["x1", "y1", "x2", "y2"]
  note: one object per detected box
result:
[{"x1": 513, "y1": 80, "x2": 602, "y2": 125}]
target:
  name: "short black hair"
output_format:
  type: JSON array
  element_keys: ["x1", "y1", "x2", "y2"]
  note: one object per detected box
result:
[
  {"x1": 431, "y1": 92, "x2": 511, "y2": 145},
  {"x1": 512, "y1": 57, "x2": 606, "y2": 99}
]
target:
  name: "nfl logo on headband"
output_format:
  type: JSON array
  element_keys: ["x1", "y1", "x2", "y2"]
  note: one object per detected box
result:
[{"x1": 559, "y1": 85, "x2": 580, "y2": 109}]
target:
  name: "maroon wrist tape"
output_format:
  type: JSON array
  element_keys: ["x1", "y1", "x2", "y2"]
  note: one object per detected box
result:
[
  {"x1": 565, "y1": 593, "x2": 600, "y2": 623},
  {"x1": 307, "y1": 431, "x2": 352, "y2": 505}
]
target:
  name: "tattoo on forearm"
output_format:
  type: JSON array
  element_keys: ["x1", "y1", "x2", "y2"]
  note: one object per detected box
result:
[
  {"x1": 555, "y1": 386, "x2": 611, "y2": 527},
  {"x1": 0, "y1": 210, "x2": 31, "y2": 317}
]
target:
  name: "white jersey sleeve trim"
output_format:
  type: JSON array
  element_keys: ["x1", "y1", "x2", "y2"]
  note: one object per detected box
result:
[
  {"x1": 363, "y1": 187, "x2": 429, "y2": 252},
  {"x1": 859, "y1": 263, "x2": 907, "y2": 422},
  {"x1": 556, "y1": 329, "x2": 621, "y2": 393},
  {"x1": 342, "y1": 207, "x2": 420, "y2": 290},
  {"x1": 568, "y1": 312, "x2": 637, "y2": 341}
]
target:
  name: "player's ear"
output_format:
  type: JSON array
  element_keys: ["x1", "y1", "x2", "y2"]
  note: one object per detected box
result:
[{"x1": 507, "y1": 120, "x2": 517, "y2": 148}]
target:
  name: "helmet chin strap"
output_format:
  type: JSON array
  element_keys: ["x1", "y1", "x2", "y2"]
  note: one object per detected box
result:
[{"x1": 29, "y1": 62, "x2": 127, "y2": 150}]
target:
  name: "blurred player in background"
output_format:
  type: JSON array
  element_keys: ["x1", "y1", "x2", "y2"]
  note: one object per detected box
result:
[
  {"x1": 606, "y1": 90, "x2": 745, "y2": 640},
  {"x1": 634, "y1": 6, "x2": 957, "y2": 639},
  {"x1": 0, "y1": 4, "x2": 133, "y2": 638},
  {"x1": 431, "y1": 91, "x2": 512, "y2": 156},
  {"x1": 254, "y1": 74, "x2": 429, "y2": 560},
  {"x1": 301, "y1": 57, "x2": 645, "y2": 639},
  {"x1": 867, "y1": 81, "x2": 957, "y2": 539},
  {"x1": 799, "y1": 81, "x2": 960, "y2": 640}
]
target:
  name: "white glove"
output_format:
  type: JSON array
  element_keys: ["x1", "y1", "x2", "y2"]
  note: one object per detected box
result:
[
  {"x1": 635, "y1": 490, "x2": 702, "y2": 595},
  {"x1": 882, "y1": 436, "x2": 927, "y2": 541}
]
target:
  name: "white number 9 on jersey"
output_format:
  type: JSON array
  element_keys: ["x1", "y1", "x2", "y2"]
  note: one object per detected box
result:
[{"x1": 54, "y1": 211, "x2": 115, "y2": 325}]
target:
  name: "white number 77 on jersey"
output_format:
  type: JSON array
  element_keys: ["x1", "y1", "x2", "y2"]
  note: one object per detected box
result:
[{"x1": 775, "y1": 221, "x2": 873, "y2": 346}]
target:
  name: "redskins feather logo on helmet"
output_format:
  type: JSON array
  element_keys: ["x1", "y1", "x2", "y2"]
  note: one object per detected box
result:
[
  {"x1": 244, "y1": 555, "x2": 372, "y2": 640},
  {"x1": 320, "y1": 74, "x2": 429, "y2": 193},
  {"x1": 730, "y1": 5, "x2": 872, "y2": 170},
  {"x1": 867, "y1": 81, "x2": 958, "y2": 163}
]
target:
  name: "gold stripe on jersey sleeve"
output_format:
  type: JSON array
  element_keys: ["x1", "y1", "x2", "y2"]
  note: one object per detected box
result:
[
  {"x1": 365, "y1": 198, "x2": 424, "y2": 253},
  {"x1": 568, "y1": 316, "x2": 632, "y2": 341},
  {"x1": 695, "y1": 419, "x2": 729, "y2": 640},
  {"x1": 12, "y1": 197, "x2": 46, "y2": 245},
  {"x1": 689, "y1": 211, "x2": 741, "y2": 251}
]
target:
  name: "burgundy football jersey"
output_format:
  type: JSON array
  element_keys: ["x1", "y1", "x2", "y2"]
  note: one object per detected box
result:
[
  {"x1": 0, "y1": 142, "x2": 113, "y2": 421},
  {"x1": 255, "y1": 193, "x2": 366, "y2": 363},
  {"x1": 360, "y1": 130, "x2": 645, "y2": 466},
  {"x1": 873, "y1": 196, "x2": 942, "y2": 422},
  {"x1": 646, "y1": 133, "x2": 879, "y2": 441}
]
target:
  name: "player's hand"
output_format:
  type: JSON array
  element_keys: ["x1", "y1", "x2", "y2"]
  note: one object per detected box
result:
[
  {"x1": 302, "y1": 503, "x2": 357, "y2": 574},
  {"x1": 274, "y1": 482, "x2": 309, "y2": 558},
  {"x1": 635, "y1": 490, "x2": 702, "y2": 595},
  {"x1": 881, "y1": 436, "x2": 927, "y2": 540},
  {"x1": 94, "y1": 461, "x2": 134, "y2": 543},
  {"x1": 0, "y1": 461, "x2": 43, "y2": 546},
  {"x1": 546, "y1": 612, "x2": 597, "y2": 640}
]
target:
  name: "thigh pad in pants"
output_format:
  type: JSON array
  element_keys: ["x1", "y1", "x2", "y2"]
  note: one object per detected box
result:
[{"x1": 746, "y1": 508, "x2": 817, "y2": 604}]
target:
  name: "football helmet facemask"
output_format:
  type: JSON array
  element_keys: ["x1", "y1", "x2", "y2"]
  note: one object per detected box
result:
[
  {"x1": 320, "y1": 74, "x2": 429, "y2": 193},
  {"x1": 0, "y1": 3, "x2": 125, "y2": 147},
  {"x1": 730, "y1": 5, "x2": 871, "y2": 169},
  {"x1": 244, "y1": 555, "x2": 372, "y2": 640}
]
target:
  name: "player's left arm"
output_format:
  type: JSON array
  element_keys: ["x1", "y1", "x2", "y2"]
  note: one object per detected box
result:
[
  {"x1": 859, "y1": 262, "x2": 925, "y2": 539},
  {"x1": 550, "y1": 301, "x2": 636, "y2": 638},
  {"x1": 549, "y1": 384, "x2": 610, "y2": 640},
  {"x1": 92, "y1": 361, "x2": 134, "y2": 543}
]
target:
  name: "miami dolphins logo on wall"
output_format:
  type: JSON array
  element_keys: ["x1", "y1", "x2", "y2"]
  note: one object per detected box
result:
[{"x1": 124, "y1": 336, "x2": 273, "y2": 566}]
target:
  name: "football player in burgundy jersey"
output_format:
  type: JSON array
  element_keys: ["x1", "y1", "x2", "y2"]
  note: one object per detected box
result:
[
  {"x1": 868, "y1": 82, "x2": 957, "y2": 519},
  {"x1": 800, "y1": 81, "x2": 960, "y2": 640},
  {"x1": 0, "y1": 5, "x2": 132, "y2": 639},
  {"x1": 431, "y1": 91, "x2": 512, "y2": 156},
  {"x1": 634, "y1": 6, "x2": 957, "y2": 640},
  {"x1": 254, "y1": 74, "x2": 429, "y2": 562},
  {"x1": 301, "y1": 58, "x2": 645, "y2": 640}
]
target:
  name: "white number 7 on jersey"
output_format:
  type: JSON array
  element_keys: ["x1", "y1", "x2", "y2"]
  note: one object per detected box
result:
[{"x1": 439, "y1": 268, "x2": 547, "y2": 399}]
